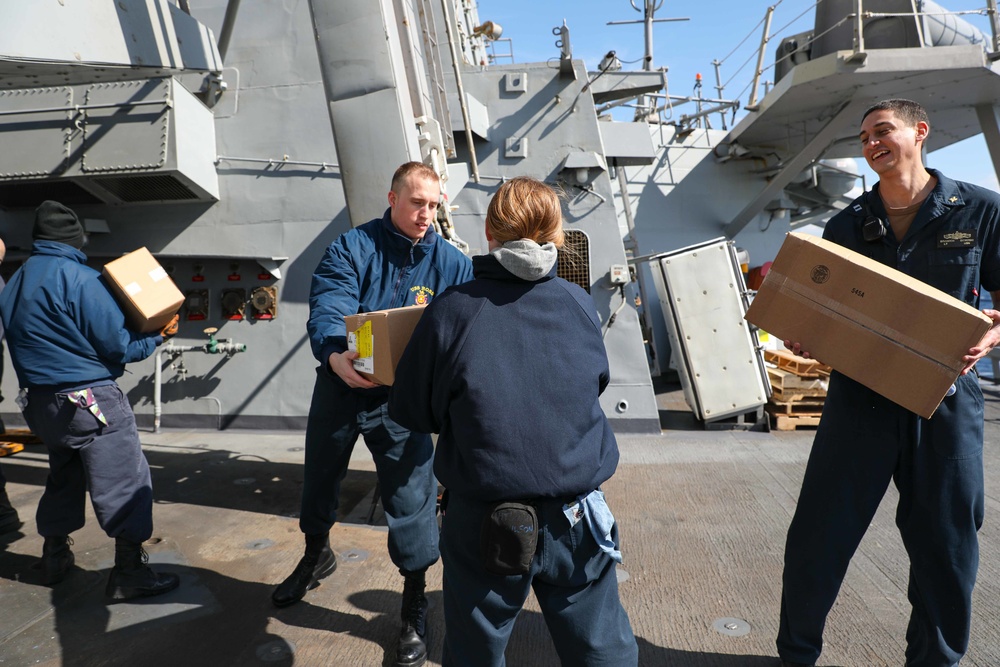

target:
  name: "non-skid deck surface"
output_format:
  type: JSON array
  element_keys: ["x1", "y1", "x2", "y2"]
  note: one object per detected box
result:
[{"x1": 3, "y1": 381, "x2": 1000, "y2": 666}]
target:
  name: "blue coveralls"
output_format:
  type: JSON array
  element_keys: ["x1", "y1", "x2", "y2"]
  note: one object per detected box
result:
[
  {"x1": 25, "y1": 386, "x2": 154, "y2": 542},
  {"x1": 438, "y1": 493, "x2": 636, "y2": 667},
  {"x1": 777, "y1": 170, "x2": 1000, "y2": 666},
  {"x1": 299, "y1": 210, "x2": 472, "y2": 573},
  {"x1": 0, "y1": 274, "x2": 7, "y2": 493}
]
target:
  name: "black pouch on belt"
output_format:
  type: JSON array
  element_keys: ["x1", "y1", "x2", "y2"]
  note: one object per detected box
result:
[{"x1": 480, "y1": 501, "x2": 538, "y2": 576}]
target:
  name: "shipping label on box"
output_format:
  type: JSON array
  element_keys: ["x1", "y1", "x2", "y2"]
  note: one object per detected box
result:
[
  {"x1": 102, "y1": 247, "x2": 185, "y2": 333},
  {"x1": 745, "y1": 232, "x2": 991, "y2": 418},
  {"x1": 347, "y1": 321, "x2": 376, "y2": 375},
  {"x1": 344, "y1": 305, "x2": 426, "y2": 386}
]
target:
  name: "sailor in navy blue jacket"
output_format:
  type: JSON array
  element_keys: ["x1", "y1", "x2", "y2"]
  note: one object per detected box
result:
[
  {"x1": 778, "y1": 100, "x2": 1000, "y2": 667},
  {"x1": 389, "y1": 176, "x2": 637, "y2": 667},
  {"x1": 1, "y1": 241, "x2": 161, "y2": 390},
  {"x1": 272, "y1": 162, "x2": 471, "y2": 667},
  {"x1": 307, "y1": 206, "x2": 473, "y2": 372},
  {"x1": 0, "y1": 200, "x2": 179, "y2": 600}
]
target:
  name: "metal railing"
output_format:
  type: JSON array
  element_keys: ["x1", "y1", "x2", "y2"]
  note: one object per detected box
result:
[{"x1": 742, "y1": 0, "x2": 1000, "y2": 110}]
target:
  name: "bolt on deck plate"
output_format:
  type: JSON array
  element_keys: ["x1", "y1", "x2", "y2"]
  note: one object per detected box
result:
[
  {"x1": 341, "y1": 549, "x2": 369, "y2": 562},
  {"x1": 712, "y1": 617, "x2": 751, "y2": 637}
]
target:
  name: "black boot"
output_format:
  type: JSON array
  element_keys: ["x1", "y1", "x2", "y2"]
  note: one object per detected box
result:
[
  {"x1": 41, "y1": 535, "x2": 74, "y2": 585},
  {"x1": 271, "y1": 532, "x2": 337, "y2": 608},
  {"x1": 395, "y1": 568, "x2": 428, "y2": 667},
  {"x1": 105, "y1": 537, "x2": 180, "y2": 601},
  {"x1": 0, "y1": 488, "x2": 21, "y2": 536}
]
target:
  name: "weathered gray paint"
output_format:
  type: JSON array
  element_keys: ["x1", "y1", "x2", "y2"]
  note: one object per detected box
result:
[{"x1": 0, "y1": 0, "x2": 660, "y2": 433}]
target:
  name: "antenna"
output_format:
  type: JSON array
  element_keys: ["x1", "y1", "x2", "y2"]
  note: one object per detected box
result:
[{"x1": 607, "y1": 1, "x2": 690, "y2": 120}]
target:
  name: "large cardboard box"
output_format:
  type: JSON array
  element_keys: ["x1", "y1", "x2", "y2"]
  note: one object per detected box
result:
[
  {"x1": 102, "y1": 247, "x2": 185, "y2": 333},
  {"x1": 345, "y1": 305, "x2": 426, "y2": 386},
  {"x1": 745, "y1": 232, "x2": 992, "y2": 418}
]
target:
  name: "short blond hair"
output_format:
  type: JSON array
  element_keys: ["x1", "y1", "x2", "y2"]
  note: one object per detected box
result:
[
  {"x1": 486, "y1": 177, "x2": 564, "y2": 247},
  {"x1": 391, "y1": 162, "x2": 440, "y2": 193}
]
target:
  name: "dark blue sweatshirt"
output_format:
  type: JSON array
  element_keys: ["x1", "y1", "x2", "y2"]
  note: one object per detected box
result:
[{"x1": 389, "y1": 253, "x2": 620, "y2": 502}]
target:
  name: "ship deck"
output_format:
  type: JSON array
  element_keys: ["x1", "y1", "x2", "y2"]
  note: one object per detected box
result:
[{"x1": 3, "y1": 379, "x2": 1000, "y2": 666}]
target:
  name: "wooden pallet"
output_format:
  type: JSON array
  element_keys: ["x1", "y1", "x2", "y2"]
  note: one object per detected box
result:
[
  {"x1": 770, "y1": 388, "x2": 826, "y2": 403},
  {"x1": 765, "y1": 396, "x2": 824, "y2": 431},
  {"x1": 770, "y1": 413, "x2": 823, "y2": 431},
  {"x1": 764, "y1": 348, "x2": 831, "y2": 378},
  {"x1": 767, "y1": 367, "x2": 827, "y2": 399},
  {"x1": 0, "y1": 442, "x2": 25, "y2": 457},
  {"x1": 0, "y1": 429, "x2": 41, "y2": 445},
  {"x1": 767, "y1": 397, "x2": 824, "y2": 415}
]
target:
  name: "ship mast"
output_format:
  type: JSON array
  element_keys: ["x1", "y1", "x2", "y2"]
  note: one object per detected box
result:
[{"x1": 608, "y1": 0, "x2": 688, "y2": 120}]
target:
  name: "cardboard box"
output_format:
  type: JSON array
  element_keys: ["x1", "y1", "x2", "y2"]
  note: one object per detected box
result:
[
  {"x1": 745, "y1": 232, "x2": 992, "y2": 418},
  {"x1": 102, "y1": 247, "x2": 185, "y2": 333},
  {"x1": 344, "y1": 305, "x2": 426, "y2": 386}
]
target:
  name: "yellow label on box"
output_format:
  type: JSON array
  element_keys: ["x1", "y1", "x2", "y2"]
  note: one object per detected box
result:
[{"x1": 355, "y1": 320, "x2": 373, "y2": 358}]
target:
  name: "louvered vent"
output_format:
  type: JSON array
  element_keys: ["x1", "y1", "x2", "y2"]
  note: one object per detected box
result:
[
  {"x1": 92, "y1": 174, "x2": 198, "y2": 203},
  {"x1": 557, "y1": 229, "x2": 591, "y2": 293}
]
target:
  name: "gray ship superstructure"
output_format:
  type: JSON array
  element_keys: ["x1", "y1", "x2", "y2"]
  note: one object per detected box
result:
[{"x1": 1, "y1": 0, "x2": 1000, "y2": 432}]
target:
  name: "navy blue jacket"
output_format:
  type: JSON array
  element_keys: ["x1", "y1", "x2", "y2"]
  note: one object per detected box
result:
[
  {"x1": 0, "y1": 241, "x2": 161, "y2": 391},
  {"x1": 307, "y1": 209, "x2": 473, "y2": 371},
  {"x1": 389, "y1": 253, "x2": 620, "y2": 502},
  {"x1": 825, "y1": 169, "x2": 1000, "y2": 305}
]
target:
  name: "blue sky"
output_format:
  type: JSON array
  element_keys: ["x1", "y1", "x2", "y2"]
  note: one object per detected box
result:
[{"x1": 480, "y1": 0, "x2": 1000, "y2": 191}]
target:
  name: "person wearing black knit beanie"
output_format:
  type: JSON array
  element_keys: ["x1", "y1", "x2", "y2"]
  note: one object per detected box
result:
[
  {"x1": 32, "y1": 200, "x2": 85, "y2": 249},
  {"x1": 0, "y1": 200, "x2": 180, "y2": 602}
]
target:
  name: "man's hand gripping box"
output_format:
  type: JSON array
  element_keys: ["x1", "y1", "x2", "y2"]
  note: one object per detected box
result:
[{"x1": 344, "y1": 305, "x2": 427, "y2": 386}]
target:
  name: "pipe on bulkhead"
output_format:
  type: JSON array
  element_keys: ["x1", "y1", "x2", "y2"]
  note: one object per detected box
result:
[
  {"x1": 153, "y1": 339, "x2": 247, "y2": 433},
  {"x1": 217, "y1": 0, "x2": 243, "y2": 62}
]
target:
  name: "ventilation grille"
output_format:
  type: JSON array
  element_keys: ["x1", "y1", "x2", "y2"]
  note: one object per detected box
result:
[
  {"x1": 557, "y1": 229, "x2": 591, "y2": 293},
  {"x1": 92, "y1": 174, "x2": 198, "y2": 203}
]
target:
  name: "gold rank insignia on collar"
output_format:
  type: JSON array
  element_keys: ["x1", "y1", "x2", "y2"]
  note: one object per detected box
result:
[{"x1": 949, "y1": 196, "x2": 958, "y2": 203}]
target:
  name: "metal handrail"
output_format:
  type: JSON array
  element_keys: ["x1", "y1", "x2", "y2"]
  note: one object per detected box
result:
[
  {"x1": 0, "y1": 99, "x2": 171, "y2": 117},
  {"x1": 440, "y1": 0, "x2": 480, "y2": 184},
  {"x1": 737, "y1": 0, "x2": 1000, "y2": 108}
]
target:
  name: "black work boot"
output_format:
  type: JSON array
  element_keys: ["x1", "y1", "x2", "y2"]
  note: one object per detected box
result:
[
  {"x1": 0, "y1": 488, "x2": 22, "y2": 536},
  {"x1": 395, "y1": 568, "x2": 428, "y2": 667},
  {"x1": 41, "y1": 535, "x2": 75, "y2": 585},
  {"x1": 105, "y1": 537, "x2": 180, "y2": 601},
  {"x1": 271, "y1": 532, "x2": 337, "y2": 608}
]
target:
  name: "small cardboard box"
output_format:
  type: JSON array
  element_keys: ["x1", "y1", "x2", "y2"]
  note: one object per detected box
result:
[
  {"x1": 344, "y1": 305, "x2": 427, "y2": 386},
  {"x1": 102, "y1": 247, "x2": 185, "y2": 333},
  {"x1": 745, "y1": 232, "x2": 992, "y2": 418}
]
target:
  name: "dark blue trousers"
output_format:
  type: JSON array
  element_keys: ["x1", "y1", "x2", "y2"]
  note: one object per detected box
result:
[
  {"x1": 777, "y1": 371, "x2": 984, "y2": 667},
  {"x1": 298, "y1": 366, "x2": 438, "y2": 573},
  {"x1": 24, "y1": 384, "x2": 153, "y2": 542},
  {"x1": 440, "y1": 493, "x2": 638, "y2": 667}
]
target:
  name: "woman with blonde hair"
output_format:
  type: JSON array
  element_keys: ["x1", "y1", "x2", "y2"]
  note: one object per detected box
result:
[{"x1": 390, "y1": 177, "x2": 637, "y2": 666}]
